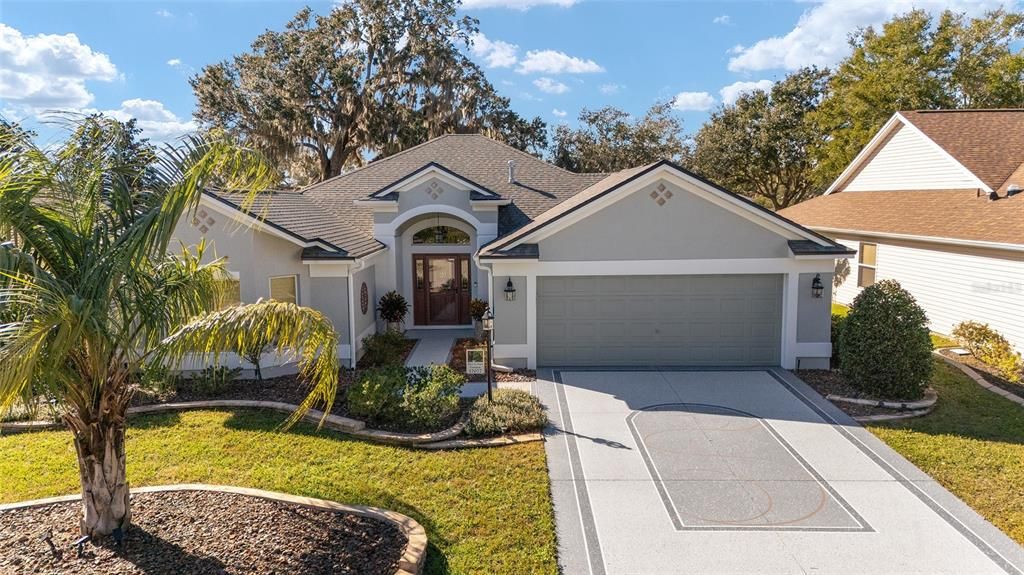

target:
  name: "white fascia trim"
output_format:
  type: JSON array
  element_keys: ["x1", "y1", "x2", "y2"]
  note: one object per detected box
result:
[
  {"x1": 894, "y1": 112, "x2": 990, "y2": 193},
  {"x1": 824, "y1": 114, "x2": 903, "y2": 195},
  {"x1": 793, "y1": 253, "x2": 854, "y2": 260},
  {"x1": 488, "y1": 258, "x2": 834, "y2": 276},
  {"x1": 471, "y1": 199, "x2": 511, "y2": 210},
  {"x1": 353, "y1": 199, "x2": 399, "y2": 212},
  {"x1": 370, "y1": 165, "x2": 498, "y2": 198},
  {"x1": 811, "y1": 226, "x2": 1024, "y2": 253},
  {"x1": 502, "y1": 165, "x2": 830, "y2": 251},
  {"x1": 199, "y1": 194, "x2": 339, "y2": 252}
]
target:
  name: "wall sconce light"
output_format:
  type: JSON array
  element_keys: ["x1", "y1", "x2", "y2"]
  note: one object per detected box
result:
[
  {"x1": 811, "y1": 273, "x2": 824, "y2": 298},
  {"x1": 504, "y1": 277, "x2": 517, "y2": 301}
]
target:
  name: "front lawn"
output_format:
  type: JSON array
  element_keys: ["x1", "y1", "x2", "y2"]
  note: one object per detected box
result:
[
  {"x1": 0, "y1": 410, "x2": 558, "y2": 575},
  {"x1": 868, "y1": 360, "x2": 1024, "y2": 545}
]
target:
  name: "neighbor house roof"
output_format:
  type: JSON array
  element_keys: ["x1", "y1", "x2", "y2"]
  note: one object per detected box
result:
[
  {"x1": 205, "y1": 134, "x2": 605, "y2": 258},
  {"x1": 778, "y1": 189, "x2": 1024, "y2": 248},
  {"x1": 899, "y1": 109, "x2": 1024, "y2": 192}
]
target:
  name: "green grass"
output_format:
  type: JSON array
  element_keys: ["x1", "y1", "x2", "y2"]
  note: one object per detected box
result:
[
  {"x1": 0, "y1": 410, "x2": 557, "y2": 575},
  {"x1": 831, "y1": 302, "x2": 850, "y2": 316},
  {"x1": 869, "y1": 359, "x2": 1024, "y2": 545}
]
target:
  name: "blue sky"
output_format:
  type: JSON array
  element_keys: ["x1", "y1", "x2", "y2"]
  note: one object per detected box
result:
[{"x1": 1, "y1": 0, "x2": 1017, "y2": 144}]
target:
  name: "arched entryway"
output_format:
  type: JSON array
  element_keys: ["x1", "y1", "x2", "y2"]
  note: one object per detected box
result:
[{"x1": 397, "y1": 214, "x2": 479, "y2": 327}]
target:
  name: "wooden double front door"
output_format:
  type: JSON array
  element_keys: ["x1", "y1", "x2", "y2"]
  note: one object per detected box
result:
[{"x1": 413, "y1": 254, "x2": 471, "y2": 325}]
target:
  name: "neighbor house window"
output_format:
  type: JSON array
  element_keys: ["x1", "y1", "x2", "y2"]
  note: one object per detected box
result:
[
  {"x1": 216, "y1": 277, "x2": 241, "y2": 310},
  {"x1": 412, "y1": 226, "x2": 470, "y2": 245},
  {"x1": 858, "y1": 243, "x2": 877, "y2": 287},
  {"x1": 269, "y1": 275, "x2": 298, "y2": 304}
]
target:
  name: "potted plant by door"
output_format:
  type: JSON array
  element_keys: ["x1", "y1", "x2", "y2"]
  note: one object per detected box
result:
[
  {"x1": 378, "y1": 291, "x2": 409, "y2": 333},
  {"x1": 470, "y1": 299, "x2": 489, "y2": 340}
]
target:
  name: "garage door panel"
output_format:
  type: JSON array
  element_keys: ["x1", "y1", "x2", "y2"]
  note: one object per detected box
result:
[{"x1": 537, "y1": 275, "x2": 782, "y2": 366}]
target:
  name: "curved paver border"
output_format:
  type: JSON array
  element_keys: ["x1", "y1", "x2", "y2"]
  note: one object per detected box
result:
[
  {"x1": 414, "y1": 432, "x2": 544, "y2": 450},
  {"x1": 2, "y1": 400, "x2": 469, "y2": 447},
  {"x1": 828, "y1": 388, "x2": 937, "y2": 410},
  {"x1": 853, "y1": 406, "x2": 935, "y2": 423},
  {"x1": 933, "y1": 350, "x2": 1024, "y2": 408},
  {"x1": 0, "y1": 483, "x2": 427, "y2": 575}
]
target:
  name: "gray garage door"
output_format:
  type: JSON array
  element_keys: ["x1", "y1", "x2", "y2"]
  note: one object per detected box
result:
[{"x1": 537, "y1": 275, "x2": 782, "y2": 366}]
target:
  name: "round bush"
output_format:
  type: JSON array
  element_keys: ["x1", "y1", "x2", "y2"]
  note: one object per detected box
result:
[
  {"x1": 839, "y1": 280, "x2": 932, "y2": 399},
  {"x1": 464, "y1": 389, "x2": 547, "y2": 438}
]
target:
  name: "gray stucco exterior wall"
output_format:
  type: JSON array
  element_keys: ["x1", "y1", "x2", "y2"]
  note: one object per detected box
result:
[
  {"x1": 353, "y1": 264, "x2": 377, "y2": 342},
  {"x1": 797, "y1": 272, "x2": 833, "y2": 344},
  {"x1": 493, "y1": 275, "x2": 527, "y2": 345},
  {"x1": 172, "y1": 212, "x2": 312, "y2": 305},
  {"x1": 308, "y1": 277, "x2": 350, "y2": 347},
  {"x1": 537, "y1": 179, "x2": 791, "y2": 261}
]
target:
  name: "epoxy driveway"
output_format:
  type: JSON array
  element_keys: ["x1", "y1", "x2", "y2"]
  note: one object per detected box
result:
[{"x1": 536, "y1": 369, "x2": 1024, "y2": 575}]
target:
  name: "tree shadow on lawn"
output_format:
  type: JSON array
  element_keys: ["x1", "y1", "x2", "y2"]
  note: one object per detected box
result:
[{"x1": 128, "y1": 411, "x2": 182, "y2": 430}]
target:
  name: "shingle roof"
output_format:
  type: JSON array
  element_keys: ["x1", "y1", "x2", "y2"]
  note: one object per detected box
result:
[
  {"x1": 900, "y1": 109, "x2": 1024, "y2": 191},
  {"x1": 778, "y1": 189, "x2": 1024, "y2": 247},
  {"x1": 205, "y1": 134, "x2": 604, "y2": 258}
]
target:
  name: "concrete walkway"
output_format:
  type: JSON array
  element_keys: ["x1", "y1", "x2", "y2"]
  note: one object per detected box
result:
[
  {"x1": 403, "y1": 328, "x2": 473, "y2": 368},
  {"x1": 537, "y1": 368, "x2": 1024, "y2": 575}
]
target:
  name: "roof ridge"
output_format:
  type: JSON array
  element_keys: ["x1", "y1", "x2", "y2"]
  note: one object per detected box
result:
[
  {"x1": 299, "y1": 134, "x2": 459, "y2": 193},
  {"x1": 903, "y1": 108, "x2": 1024, "y2": 114}
]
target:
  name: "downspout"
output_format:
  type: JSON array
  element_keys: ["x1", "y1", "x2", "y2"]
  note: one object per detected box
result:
[
  {"x1": 473, "y1": 252, "x2": 513, "y2": 373},
  {"x1": 347, "y1": 258, "x2": 367, "y2": 367}
]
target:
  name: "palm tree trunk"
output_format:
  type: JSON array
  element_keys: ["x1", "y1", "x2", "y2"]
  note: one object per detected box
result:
[{"x1": 73, "y1": 417, "x2": 131, "y2": 538}]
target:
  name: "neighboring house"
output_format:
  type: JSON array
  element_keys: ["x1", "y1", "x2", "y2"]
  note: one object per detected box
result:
[
  {"x1": 173, "y1": 134, "x2": 851, "y2": 370},
  {"x1": 780, "y1": 109, "x2": 1024, "y2": 351}
]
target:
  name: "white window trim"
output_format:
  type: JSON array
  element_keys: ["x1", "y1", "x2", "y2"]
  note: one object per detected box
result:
[
  {"x1": 269, "y1": 274, "x2": 299, "y2": 305},
  {"x1": 857, "y1": 242, "x2": 877, "y2": 288}
]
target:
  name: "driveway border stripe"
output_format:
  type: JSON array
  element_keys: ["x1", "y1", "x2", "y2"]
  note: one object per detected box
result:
[
  {"x1": 767, "y1": 368, "x2": 1023, "y2": 575},
  {"x1": 553, "y1": 370, "x2": 607, "y2": 575}
]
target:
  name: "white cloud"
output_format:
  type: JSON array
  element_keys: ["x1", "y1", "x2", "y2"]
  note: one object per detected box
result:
[
  {"x1": 719, "y1": 79, "x2": 774, "y2": 105},
  {"x1": 599, "y1": 83, "x2": 622, "y2": 95},
  {"x1": 461, "y1": 0, "x2": 576, "y2": 10},
  {"x1": 517, "y1": 49, "x2": 603, "y2": 74},
  {"x1": 0, "y1": 23, "x2": 118, "y2": 109},
  {"x1": 155, "y1": 8, "x2": 173, "y2": 18},
  {"x1": 533, "y1": 77, "x2": 569, "y2": 94},
  {"x1": 167, "y1": 58, "x2": 182, "y2": 67},
  {"x1": 728, "y1": 0, "x2": 1003, "y2": 72},
  {"x1": 712, "y1": 14, "x2": 731, "y2": 25},
  {"x1": 102, "y1": 99, "x2": 196, "y2": 141},
  {"x1": 671, "y1": 91, "x2": 715, "y2": 112},
  {"x1": 552, "y1": 108, "x2": 567, "y2": 117},
  {"x1": 469, "y1": 33, "x2": 519, "y2": 68}
]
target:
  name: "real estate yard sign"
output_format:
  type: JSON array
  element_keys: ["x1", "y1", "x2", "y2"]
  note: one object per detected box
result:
[{"x1": 465, "y1": 348, "x2": 486, "y2": 375}]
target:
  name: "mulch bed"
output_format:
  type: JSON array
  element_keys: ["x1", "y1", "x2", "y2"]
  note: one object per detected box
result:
[
  {"x1": 0, "y1": 490, "x2": 404, "y2": 575},
  {"x1": 938, "y1": 349, "x2": 1024, "y2": 400},
  {"x1": 448, "y1": 338, "x2": 536, "y2": 383},
  {"x1": 357, "y1": 338, "x2": 418, "y2": 370},
  {"x1": 794, "y1": 369, "x2": 918, "y2": 418}
]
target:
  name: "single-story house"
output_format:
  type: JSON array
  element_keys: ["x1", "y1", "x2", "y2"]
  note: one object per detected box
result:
[
  {"x1": 780, "y1": 109, "x2": 1024, "y2": 351},
  {"x1": 173, "y1": 134, "x2": 852, "y2": 370}
]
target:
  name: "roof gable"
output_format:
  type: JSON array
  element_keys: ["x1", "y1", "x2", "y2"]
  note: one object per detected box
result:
[{"x1": 482, "y1": 161, "x2": 849, "y2": 257}]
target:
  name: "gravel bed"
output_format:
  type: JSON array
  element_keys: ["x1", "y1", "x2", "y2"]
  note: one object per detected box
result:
[
  {"x1": 794, "y1": 370, "x2": 913, "y2": 418},
  {"x1": 449, "y1": 338, "x2": 536, "y2": 383},
  {"x1": 0, "y1": 490, "x2": 405, "y2": 575},
  {"x1": 938, "y1": 349, "x2": 1024, "y2": 400}
]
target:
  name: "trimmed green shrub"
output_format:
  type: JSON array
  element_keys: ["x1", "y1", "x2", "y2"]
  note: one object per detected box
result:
[
  {"x1": 952, "y1": 321, "x2": 1023, "y2": 383},
  {"x1": 839, "y1": 280, "x2": 932, "y2": 399},
  {"x1": 360, "y1": 330, "x2": 409, "y2": 367},
  {"x1": 464, "y1": 389, "x2": 548, "y2": 438},
  {"x1": 830, "y1": 313, "x2": 846, "y2": 367},
  {"x1": 402, "y1": 365, "x2": 464, "y2": 428},
  {"x1": 347, "y1": 365, "x2": 407, "y2": 421},
  {"x1": 348, "y1": 365, "x2": 465, "y2": 427},
  {"x1": 377, "y1": 290, "x2": 409, "y2": 325},
  {"x1": 138, "y1": 361, "x2": 179, "y2": 395}
]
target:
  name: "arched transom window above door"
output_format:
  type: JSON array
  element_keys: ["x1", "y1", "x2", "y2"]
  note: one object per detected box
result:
[{"x1": 412, "y1": 226, "x2": 471, "y2": 245}]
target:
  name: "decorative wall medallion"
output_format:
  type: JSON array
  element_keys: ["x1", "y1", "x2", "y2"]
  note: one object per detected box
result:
[
  {"x1": 425, "y1": 181, "x2": 443, "y2": 200},
  {"x1": 649, "y1": 182, "x2": 673, "y2": 206},
  {"x1": 360, "y1": 282, "x2": 369, "y2": 315}
]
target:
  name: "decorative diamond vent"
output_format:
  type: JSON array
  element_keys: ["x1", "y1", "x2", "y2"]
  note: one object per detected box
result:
[
  {"x1": 426, "y1": 181, "x2": 443, "y2": 200},
  {"x1": 191, "y1": 209, "x2": 215, "y2": 233},
  {"x1": 649, "y1": 183, "x2": 673, "y2": 206}
]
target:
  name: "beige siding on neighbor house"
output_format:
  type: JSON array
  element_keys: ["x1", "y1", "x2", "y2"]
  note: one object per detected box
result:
[
  {"x1": 844, "y1": 125, "x2": 981, "y2": 192},
  {"x1": 832, "y1": 236, "x2": 1024, "y2": 351}
]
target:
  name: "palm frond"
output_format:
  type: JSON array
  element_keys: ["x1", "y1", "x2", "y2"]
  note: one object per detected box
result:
[{"x1": 157, "y1": 301, "x2": 339, "y2": 427}]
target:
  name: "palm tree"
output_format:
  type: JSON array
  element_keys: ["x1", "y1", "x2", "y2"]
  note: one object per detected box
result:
[{"x1": 0, "y1": 117, "x2": 340, "y2": 538}]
